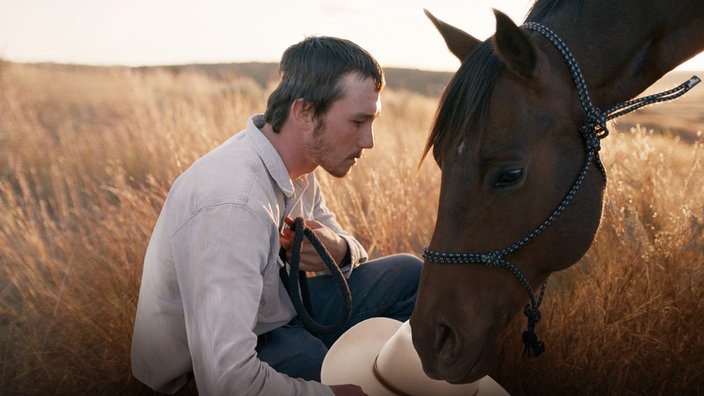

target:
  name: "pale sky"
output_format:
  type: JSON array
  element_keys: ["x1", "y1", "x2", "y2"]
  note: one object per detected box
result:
[{"x1": 1, "y1": 0, "x2": 703, "y2": 72}]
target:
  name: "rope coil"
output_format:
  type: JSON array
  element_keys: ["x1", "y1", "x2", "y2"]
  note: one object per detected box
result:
[{"x1": 280, "y1": 217, "x2": 352, "y2": 335}]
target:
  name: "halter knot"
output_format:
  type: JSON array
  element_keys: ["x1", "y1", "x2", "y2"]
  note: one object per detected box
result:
[
  {"x1": 523, "y1": 303, "x2": 542, "y2": 325},
  {"x1": 522, "y1": 303, "x2": 545, "y2": 356},
  {"x1": 480, "y1": 251, "x2": 503, "y2": 267},
  {"x1": 581, "y1": 107, "x2": 608, "y2": 152}
]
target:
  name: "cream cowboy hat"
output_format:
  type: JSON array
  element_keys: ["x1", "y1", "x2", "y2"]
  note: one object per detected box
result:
[{"x1": 321, "y1": 318, "x2": 509, "y2": 396}]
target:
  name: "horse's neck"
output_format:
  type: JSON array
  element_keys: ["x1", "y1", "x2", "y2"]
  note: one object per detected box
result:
[{"x1": 539, "y1": 0, "x2": 704, "y2": 109}]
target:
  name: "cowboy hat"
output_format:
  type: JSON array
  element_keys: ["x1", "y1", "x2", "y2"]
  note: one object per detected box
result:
[{"x1": 321, "y1": 317, "x2": 509, "y2": 396}]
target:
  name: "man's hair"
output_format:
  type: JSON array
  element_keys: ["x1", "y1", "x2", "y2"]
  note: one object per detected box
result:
[{"x1": 264, "y1": 36, "x2": 385, "y2": 132}]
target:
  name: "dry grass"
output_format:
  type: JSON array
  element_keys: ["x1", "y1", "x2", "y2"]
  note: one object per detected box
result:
[{"x1": 0, "y1": 63, "x2": 702, "y2": 395}]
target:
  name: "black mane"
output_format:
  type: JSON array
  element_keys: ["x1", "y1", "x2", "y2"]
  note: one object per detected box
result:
[
  {"x1": 527, "y1": 0, "x2": 584, "y2": 22},
  {"x1": 422, "y1": 41, "x2": 502, "y2": 165}
]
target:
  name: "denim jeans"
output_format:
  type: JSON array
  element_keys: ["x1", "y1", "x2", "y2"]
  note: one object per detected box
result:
[{"x1": 256, "y1": 253, "x2": 422, "y2": 381}]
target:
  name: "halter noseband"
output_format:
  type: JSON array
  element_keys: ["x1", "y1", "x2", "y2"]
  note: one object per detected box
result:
[{"x1": 422, "y1": 22, "x2": 700, "y2": 357}]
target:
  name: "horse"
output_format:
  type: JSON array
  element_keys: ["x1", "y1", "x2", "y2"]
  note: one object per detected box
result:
[{"x1": 409, "y1": 0, "x2": 704, "y2": 385}]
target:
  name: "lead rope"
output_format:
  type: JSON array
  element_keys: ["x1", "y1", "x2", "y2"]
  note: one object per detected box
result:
[{"x1": 279, "y1": 217, "x2": 352, "y2": 335}]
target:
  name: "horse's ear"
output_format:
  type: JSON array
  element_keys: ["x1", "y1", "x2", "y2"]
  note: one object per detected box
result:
[
  {"x1": 424, "y1": 9, "x2": 481, "y2": 62},
  {"x1": 492, "y1": 9, "x2": 538, "y2": 78}
]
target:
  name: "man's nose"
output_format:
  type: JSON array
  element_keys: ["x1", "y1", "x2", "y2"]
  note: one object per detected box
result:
[{"x1": 359, "y1": 126, "x2": 374, "y2": 149}]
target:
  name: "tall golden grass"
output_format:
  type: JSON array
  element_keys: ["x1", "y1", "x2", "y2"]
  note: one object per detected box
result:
[{"x1": 0, "y1": 62, "x2": 702, "y2": 395}]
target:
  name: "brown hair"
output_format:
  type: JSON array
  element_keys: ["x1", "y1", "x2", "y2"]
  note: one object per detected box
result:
[{"x1": 264, "y1": 36, "x2": 385, "y2": 132}]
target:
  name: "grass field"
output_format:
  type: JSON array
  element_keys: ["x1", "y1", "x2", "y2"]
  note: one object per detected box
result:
[{"x1": 0, "y1": 62, "x2": 702, "y2": 395}]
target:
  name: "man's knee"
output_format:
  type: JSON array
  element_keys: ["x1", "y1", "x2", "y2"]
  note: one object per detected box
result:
[
  {"x1": 367, "y1": 253, "x2": 421, "y2": 267},
  {"x1": 390, "y1": 253, "x2": 423, "y2": 269},
  {"x1": 365, "y1": 253, "x2": 422, "y2": 281}
]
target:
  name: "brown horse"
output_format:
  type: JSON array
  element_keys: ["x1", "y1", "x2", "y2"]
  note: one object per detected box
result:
[{"x1": 410, "y1": 0, "x2": 704, "y2": 384}]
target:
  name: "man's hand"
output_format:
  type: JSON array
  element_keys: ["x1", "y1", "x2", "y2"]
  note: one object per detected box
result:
[
  {"x1": 329, "y1": 384, "x2": 368, "y2": 396},
  {"x1": 280, "y1": 217, "x2": 348, "y2": 272}
]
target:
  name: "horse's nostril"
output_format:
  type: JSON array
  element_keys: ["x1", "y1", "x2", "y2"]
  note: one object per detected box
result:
[{"x1": 434, "y1": 322, "x2": 459, "y2": 359}]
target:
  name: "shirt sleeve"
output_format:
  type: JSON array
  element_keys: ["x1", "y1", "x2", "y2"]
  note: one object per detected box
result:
[{"x1": 171, "y1": 203, "x2": 333, "y2": 396}]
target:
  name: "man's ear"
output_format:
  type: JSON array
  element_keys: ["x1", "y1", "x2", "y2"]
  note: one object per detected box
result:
[{"x1": 290, "y1": 98, "x2": 315, "y2": 127}]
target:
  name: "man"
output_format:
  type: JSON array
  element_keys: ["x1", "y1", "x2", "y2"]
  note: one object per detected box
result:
[{"x1": 131, "y1": 36, "x2": 422, "y2": 396}]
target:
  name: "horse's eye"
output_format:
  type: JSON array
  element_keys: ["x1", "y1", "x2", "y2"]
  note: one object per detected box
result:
[{"x1": 494, "y1": 168, "x2": 524, "y2": 188}]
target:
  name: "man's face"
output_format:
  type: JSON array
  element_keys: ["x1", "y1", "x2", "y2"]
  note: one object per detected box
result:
[{"x1": 306, "y1": 73, "x2": 381, "y2": 178}]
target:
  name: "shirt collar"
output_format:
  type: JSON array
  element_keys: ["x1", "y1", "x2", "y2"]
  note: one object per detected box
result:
[{"x1": 246, "y1": 114, "x2": 297, "y2": 198}]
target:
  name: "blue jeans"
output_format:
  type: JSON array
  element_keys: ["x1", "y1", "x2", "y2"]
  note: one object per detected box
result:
[{"x1": 256, "y1": 253, "x2": 422, "y2": 381}]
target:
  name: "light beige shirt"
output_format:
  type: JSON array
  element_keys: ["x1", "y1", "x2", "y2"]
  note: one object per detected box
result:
[{"x1": 131, "y1": 115, "x2": 367, "y2": 395}]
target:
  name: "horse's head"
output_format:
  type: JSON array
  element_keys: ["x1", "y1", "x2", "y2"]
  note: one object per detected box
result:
[{"x1": 410, "y1": 10, "x2": 606, "y2": 383}]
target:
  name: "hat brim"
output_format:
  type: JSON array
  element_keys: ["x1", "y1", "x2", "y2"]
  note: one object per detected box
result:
[{"x1": 321, "y1": 317, "x2": 509, "y2": 396}]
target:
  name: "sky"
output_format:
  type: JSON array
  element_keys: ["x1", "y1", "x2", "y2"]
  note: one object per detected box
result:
[{"x1": 1, "y1": 0, "x2": 703, "y2": 72}]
